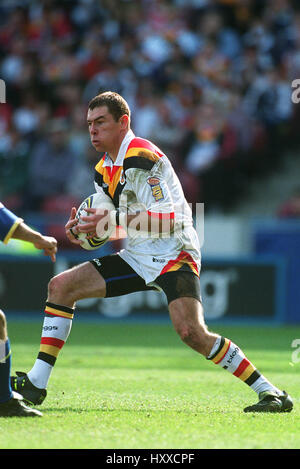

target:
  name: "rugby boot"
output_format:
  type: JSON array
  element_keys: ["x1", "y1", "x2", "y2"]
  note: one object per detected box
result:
[
  {"x1": 10, "y1": 371, "x2": 46, "y2": 406},
  {"x1": 243, "y1": 390, "x2": 293, "y2": 413},
  {"x1": 0, "y1": 392, "x2": 43, "y2": 417}
]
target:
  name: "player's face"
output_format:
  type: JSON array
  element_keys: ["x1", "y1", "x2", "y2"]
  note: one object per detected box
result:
[{"x1": 87, "y1": 105, "x2": 127, "y2": 158}]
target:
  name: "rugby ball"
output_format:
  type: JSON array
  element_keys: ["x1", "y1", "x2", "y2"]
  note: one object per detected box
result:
[{"x1": 71, "y1": 192, "x2": 115, "y2": 250}]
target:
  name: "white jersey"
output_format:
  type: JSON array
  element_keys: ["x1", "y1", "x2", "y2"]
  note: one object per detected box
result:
[{"x1": 94, "y1": 130, "x2": 201, "y2": 285}]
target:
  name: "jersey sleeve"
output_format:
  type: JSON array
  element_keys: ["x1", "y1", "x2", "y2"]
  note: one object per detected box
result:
[
  {"x1": 126, "y1": 167, "x2": 175, "y2": 219},
  {"x1": 0, "y1": 203, "x2": 23, "y2": 244}
]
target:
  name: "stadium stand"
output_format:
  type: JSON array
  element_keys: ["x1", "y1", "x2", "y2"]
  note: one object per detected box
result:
[{"x1": 1, "y1": 0, "x2": 300, "y2": 248}]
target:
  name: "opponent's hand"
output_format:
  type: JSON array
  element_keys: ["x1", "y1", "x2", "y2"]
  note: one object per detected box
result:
[
  {"x1": 65, "y1": 207, "x2": 83, "y2": 245},
  {"x1": 33, "y1": 235, "x2": 58, "y2": 262}
]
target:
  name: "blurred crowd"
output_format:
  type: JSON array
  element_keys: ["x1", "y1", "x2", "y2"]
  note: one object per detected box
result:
[{"x1": 1, "y1": 0, "x2": 300, "y2": 236}]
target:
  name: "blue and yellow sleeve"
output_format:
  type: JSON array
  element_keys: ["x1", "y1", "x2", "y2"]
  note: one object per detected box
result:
[{"x1": 0, "y1": 202, "x2": 23, "y2": 244}]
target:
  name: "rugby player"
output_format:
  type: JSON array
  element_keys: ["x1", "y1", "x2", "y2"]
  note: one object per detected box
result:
[
  {"x1": 0, "y1": 203, "x2": 57, "y2": 417},
  {"x1": 11, "y1": 92, "x2": 293, "y2": 413}
]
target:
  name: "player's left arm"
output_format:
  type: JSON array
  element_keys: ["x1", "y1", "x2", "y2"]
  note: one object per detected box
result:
[
  {"x1": 77, "y1": 168, "x2": 175, "y2": 237},
  {"x1": 118, "y1": 167, "x2": 175, "y2": 235}
]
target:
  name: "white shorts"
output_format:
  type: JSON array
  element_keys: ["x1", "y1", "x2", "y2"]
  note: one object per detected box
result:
[{"x1": 118, "y1": 246, "x2": 200, "y2": 286}]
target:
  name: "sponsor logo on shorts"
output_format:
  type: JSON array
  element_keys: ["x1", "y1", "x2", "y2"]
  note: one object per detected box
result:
[{"x1": 152, "y1": 257, "x2": 166, "y2": 263}]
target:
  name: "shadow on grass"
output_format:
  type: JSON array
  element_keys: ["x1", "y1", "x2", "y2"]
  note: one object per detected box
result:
[{"x1": 41, "y1": 405, "x2": 239, "y2": 416}]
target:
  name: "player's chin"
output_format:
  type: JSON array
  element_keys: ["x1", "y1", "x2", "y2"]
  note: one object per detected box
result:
[{"x1": 91, "y1": 141, "x2": 104, "y2": 152}]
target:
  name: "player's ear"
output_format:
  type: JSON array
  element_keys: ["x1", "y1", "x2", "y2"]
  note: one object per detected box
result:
[{"x1": 119, "y1": 114, "x2": 129, "y2": 130}]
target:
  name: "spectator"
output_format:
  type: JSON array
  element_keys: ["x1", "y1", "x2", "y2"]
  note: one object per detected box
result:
[
  {"x1": 0, "y1": 127, "x2": 30, "y2": 210},
  {"x1": 184, "y1": 103, "x2": 224, "y2": 175},
  {"x1": 26, "y1": 118, "x2": 78, "y2": 211},
  {"x1": 0, "y1": 0, "x2": 299, "y2": 218}
]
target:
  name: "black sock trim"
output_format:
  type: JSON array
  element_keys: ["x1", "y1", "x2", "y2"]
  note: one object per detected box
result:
[
  {"x1": 45, "y1": 302, "x2": 74, "y2": 314},
  {"x1": 245, "y1": 370, "x2": 261, "y2": 386},
  {"x1": 37, "y1": 352, "x2": 56, "y2": 367},
  {"x1": 208, "y1": 336, "x2": 225, "y2": 361}
]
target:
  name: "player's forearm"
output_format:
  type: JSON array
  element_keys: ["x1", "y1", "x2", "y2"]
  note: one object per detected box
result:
[
  {"x1": 112, "y1": 210, "x2": 175, "y2": 235},
  {"x1": 12, "y1": 222, "x2": 44, "y2": 244}
]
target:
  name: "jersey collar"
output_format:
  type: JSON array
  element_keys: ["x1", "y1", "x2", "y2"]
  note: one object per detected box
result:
[{"x1": 103, "y1": 129, "x2": 135, "y2": 167}]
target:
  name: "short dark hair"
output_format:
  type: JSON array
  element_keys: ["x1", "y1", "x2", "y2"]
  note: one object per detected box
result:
[{"x1": 88, "y1": 91, "x2": 131, "y2": 122}]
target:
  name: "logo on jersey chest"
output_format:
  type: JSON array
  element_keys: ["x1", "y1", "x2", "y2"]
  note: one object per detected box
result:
[{"x1": 120, "y1": 169, "x2": 126, "y2": 185}]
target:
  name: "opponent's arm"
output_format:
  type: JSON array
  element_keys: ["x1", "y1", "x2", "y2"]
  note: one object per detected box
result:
[
  {"x1": 12, "y1": 224, "x2": 57, "y2": 261},
  {"x1": 0, "y1": 203, "x2": 57, "y2": 262}
]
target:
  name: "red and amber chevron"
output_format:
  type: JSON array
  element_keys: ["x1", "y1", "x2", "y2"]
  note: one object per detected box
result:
[
  {"x1": 160, "y1": 250, "x2": 199, "y2": 277},
  {"x1": 125, "y1": 137, "x2": 163, "y2": 163}
]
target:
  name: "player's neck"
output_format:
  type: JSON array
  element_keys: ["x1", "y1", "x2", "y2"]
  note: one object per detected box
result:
[
  {"x1": 107, "y1": 151, "x2": 118, "y2": 163},
  {"x1": 107, "y1": 129, "x2": 130, "y2": 163}
]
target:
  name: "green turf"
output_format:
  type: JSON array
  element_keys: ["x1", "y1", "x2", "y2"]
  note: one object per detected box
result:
[{"x1": 1, "y1": 320, "x2": 300, "y2": 449}]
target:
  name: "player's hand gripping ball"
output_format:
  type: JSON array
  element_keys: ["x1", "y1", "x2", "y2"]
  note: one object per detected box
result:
[{"x1": 70, "y1": 192, "x2": 115, "y2": 250}]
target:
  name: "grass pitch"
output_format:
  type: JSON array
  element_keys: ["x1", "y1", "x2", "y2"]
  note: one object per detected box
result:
[{"x1": 1, "y1": 319, "x2": 300, "y2": 449}]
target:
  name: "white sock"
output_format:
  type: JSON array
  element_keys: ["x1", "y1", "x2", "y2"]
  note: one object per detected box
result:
[
  {"x1": 208, "y1": 336, "x2": 282, "y2": 396},
  {"x1": 28, "y1": 302, "x2": 74, "y2": 389},
  {"x1": 28, "y1": 360, "x2": 53, "y2": 389}
]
